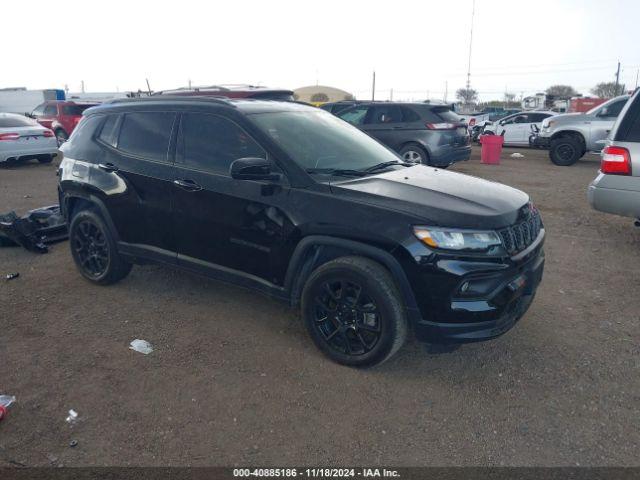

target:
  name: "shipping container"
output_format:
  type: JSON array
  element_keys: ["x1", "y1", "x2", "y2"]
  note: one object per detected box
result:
[{"x1": 0, "y1": 88, "x2": 65, "y2": 115}]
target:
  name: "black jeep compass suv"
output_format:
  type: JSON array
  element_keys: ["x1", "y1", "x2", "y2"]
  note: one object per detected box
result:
[{"x1": 58, "y1": 97, "x2": 545, "y2": 367}]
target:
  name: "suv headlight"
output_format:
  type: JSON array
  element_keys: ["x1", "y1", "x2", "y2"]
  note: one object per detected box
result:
[{"x1": 413, "y1": 226, "x2": 502, "y2": 252}]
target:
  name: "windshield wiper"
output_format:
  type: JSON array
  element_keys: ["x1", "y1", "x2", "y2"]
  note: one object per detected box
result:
[
  {"x1": 306, "y1": 168, "x2": 368, "y2": 177},
  {"x1": 362, "y1": 160, "x2": 412, "y2": 173}
]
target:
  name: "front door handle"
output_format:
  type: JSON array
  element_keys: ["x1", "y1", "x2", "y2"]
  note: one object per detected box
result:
[
  {"x1": 98, "y1": 163, "x2": 119, "y2": 173},
  {"x1": 173, "y1": 179, "x2": 203, "y2": 192}
]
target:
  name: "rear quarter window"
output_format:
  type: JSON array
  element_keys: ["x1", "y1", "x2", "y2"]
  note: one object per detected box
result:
[
  {"x1": 62, "y1": 115, "x2": 104, "y2": 160},
  {"x1": 615, "y1": 93, "x2": 640, "y2": 142}
]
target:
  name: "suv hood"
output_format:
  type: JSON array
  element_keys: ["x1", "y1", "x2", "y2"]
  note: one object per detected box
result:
[
  {"x1": 330, "y1": 166, "x2": 529, "y2": 229},
  {"x1": 546, "y1": 112, "x2": 587, "y2": 124}
]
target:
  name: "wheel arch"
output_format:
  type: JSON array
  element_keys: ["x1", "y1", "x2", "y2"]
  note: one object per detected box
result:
[
  {"x1": 285, "y1": 235, "x2": 420, "y2": 320},
  {"x1": 62, "y1": 192, "x2": 120, "y2": 242},
  {"x1": 550, "y1": 130, "x2": 586, "y2": 149}
]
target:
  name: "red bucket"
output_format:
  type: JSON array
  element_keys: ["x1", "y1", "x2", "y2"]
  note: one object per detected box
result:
[{"x1": 479, "y1": 134, "x2": 504, "y2": 165}]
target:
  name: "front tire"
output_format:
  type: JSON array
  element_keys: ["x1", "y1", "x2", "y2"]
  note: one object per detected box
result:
[
  {"x1": 549, "y1": 136, "x2": 582, "y2": 166},
  {"x1": 69, "y1": 209, "x2": 132, "y2": 285},
  {"x1": 399, "y1": 143, "x2": 429, "y2": 165},
  {"x1": 301, "y1": 256, "x2": 407, "y2": 367}
]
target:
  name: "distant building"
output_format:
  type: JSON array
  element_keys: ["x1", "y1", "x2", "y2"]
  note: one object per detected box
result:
[{"x1": 293, "y1": 85, "x2": 355, "y2": 105}]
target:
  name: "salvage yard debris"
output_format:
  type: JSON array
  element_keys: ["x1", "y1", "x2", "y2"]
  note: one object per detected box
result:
[
  {"x1": 0, "y1": 205, "x2": 67, "y2": 253},
  {"x1": 129, "y1": 339, "x2": 154, "y2": 355},
  {"x1": 510, "y1": 153, "x2": 525, "y2": 158},
  {"x1": 5, "y1": 272, "x2": 19, "y2": 281},
  {"x1": 65, "y1": 409, "x2": 79, "y2": 424},
  {"x1": 0, "y1": 395, "x2": 16, "y2": 421}
]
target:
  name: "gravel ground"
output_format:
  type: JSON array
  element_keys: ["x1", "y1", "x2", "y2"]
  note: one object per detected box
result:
[{"x1": 1, "y1": 146, "x2": 639, "y2": 467}]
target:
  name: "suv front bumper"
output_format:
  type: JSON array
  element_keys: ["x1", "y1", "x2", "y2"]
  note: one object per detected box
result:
[
  {"x1": 530, "y1": 133, "x2": 550, "y2": 148},
  {"x1": 409, "y1": 240, "x2": 545, "y2": 344}
]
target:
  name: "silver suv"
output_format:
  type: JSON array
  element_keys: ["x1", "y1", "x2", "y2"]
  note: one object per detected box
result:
[
  {"x1": 535, "y1": 95, "x2": 630, "y2": 166},
  {"x1": 588, "y1": 89, "x2": 640, "y2": 220}
]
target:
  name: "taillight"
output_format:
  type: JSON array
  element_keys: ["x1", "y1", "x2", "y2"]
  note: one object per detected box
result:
[
  {"x1": 43, "y1": 130, "x2": 54, "y2": 137},
  {"x1": 426, "y1": 122, "x2": 457, "y2": 130},
  {"x1": 601, "y1": 146, "x2": 631, "y2": 175},
  {"x1": 0, "y1": 133, "x2": 20, "y2": 141}
]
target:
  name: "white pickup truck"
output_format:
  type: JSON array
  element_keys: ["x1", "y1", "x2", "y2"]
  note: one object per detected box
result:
[{"x1": 532, "y1": 95, "x2": 630, "y2": 166}]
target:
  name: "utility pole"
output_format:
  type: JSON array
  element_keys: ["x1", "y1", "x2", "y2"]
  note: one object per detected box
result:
[
  {"x1": 81, "y1": 80, "x2": 85, "y2": 93},
  {"x1": 635, "y1": 68, "x2": 639, "y2": 90},
  {"x1": 188, "y1": 79, "x2": 192, "y2": 89},
  {"x1": 614, "y1": 61, "x2": 621, "y2": 95},
  {"x1": 146, "y1": 78, "x2": 152, "y2": 95},
  {"x1": 465, "y1": 0, "x2": 476, "y2": 91},
  {"x1": 443, "y1": 81, "x2": 448, "y2": 102},
  {"x1": 371, "y1": 71, "x2": 376, "y2": 101},
  {"x1": 390, "y1": 88, "x2": 393, "y2": 101}
]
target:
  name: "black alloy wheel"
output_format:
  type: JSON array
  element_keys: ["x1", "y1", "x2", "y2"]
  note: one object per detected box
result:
[
  {"x1": 312, "y1": 279, "x2": 382, "y2": 356},
  {"x1": 72, "y1": 219, "x2": 110, "y2": 279}
]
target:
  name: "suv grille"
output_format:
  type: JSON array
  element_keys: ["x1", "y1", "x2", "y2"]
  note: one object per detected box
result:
[{"x1": 498, "y1": 206, "x2": 543, "y2": 255}]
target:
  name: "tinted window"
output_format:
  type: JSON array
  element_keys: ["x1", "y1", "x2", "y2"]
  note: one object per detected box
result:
[
  {"x1": 117, "y1": 112, "x2": 175, "y2": 161},
  {"x1": 62, "y1": 104, "x2": 94, "y2": 116},
  {"x1": 528, "y1": 113, "x2": 551, "y2": 122},
  {"x1": 98, "y1": 114, "x2": 120, "y2": 147},
  {"x1": 366, "y1": 105, "x2": 403, "y2": 124},
  {"x1": 338, "y1": 106, "x2": 368, "y2": 125},
  {"x1": 181, "y1": 113, "x2": 265, "y2": 174},
  {"x1": 0, "y1": 115, "x2": 36, "y2": 127},
  {"x1": 43, "y1": 104, "x2": 58, "y2": 116},
  {"x1": 401, "y1": 107, "x2": 421, "y2": 122},
  {"x1": 622, "y1": 106, "x2": 640, "y2": 142}
]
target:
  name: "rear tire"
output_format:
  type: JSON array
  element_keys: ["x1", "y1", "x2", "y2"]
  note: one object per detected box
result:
[
  {"x1": 549, "y1": 136, "x2": 582, "y2": 166},
  {"x1": 69, "y1": 209, "x2": 131, "y2": 285},
  {"x1": 301, "y1": 256, "x2": 407, "y2": 367},
  {"x1": 399, "y1": 143, "x2": 429, "y2": 165}
]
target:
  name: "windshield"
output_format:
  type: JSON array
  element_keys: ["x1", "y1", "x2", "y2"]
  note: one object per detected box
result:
[{"x1": 249, "y1": 110, "x2": 400, "y2": 172}]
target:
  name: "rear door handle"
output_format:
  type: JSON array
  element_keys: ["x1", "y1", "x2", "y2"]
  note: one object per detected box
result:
[
  {"x1": 173, "y1": 179, "x2": 203, "y2": 192},
  {"x1": 98, "y1": 163, "x2": 119, "y2": 173}
]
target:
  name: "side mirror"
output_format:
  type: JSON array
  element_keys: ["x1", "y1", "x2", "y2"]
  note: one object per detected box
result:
[{"x1": 230, "y1": 157, "x2": 280, "y2": 181}]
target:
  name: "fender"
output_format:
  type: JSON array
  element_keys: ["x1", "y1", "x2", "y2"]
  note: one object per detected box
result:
[
  {"x1": 284, "y1": 235, "x2": 421, "y2": 323},
  {"x1": 60, "y1": 190, "x2": 121, "y2": 242}
]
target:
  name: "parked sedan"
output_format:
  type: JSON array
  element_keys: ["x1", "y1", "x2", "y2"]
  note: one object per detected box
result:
[
  {"x1": 335, "y1": 102, "x2": 471, "y2": 167},
  {"x1": 588, "y1": 89, "x2": 640, "y2": 220},
  {"x1": 0, "y1": 113, "x2": 58, "y2": 164},
  {"x1": 483, "y1": 111, "x2": 556, "y2": 146}
]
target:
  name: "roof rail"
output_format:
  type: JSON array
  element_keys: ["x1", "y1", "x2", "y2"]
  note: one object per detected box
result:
[{"x1": 102, "y1": 95, "x2": 236, "y2": 107}]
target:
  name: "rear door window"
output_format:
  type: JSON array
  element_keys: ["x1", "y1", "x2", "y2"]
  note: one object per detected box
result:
[
  {"x1": 528, "y1": 113, "x2": 551, "y2": 123},
  {"x1": 338, "y1": 106, "x2": 369, "y2": 125},
  {"x1": 400, "y1": 107, "x2": 421, "y2": 122},
  {"x1": 179, "y1": 113, "x2": 266, "y2": 175},
  {"x1": 365, "y1": 105, "x2": 403, "y2": 124},
  {"x1": 117, "y1": 112, "x2": 176, "y2": 162}
]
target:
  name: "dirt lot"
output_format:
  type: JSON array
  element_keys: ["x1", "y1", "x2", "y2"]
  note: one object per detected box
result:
[{"x1": 1, "y1": 146, "x2": 639, "y2": 467}]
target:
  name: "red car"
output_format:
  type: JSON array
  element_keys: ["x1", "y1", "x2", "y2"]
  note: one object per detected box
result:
[{"x1": 31, "y1": 101, "x2": 99, "y2": 145}]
